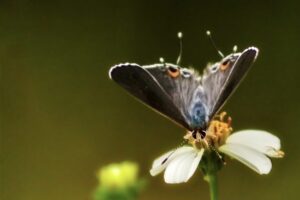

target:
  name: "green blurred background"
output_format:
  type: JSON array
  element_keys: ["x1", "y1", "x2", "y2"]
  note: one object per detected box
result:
[{"x1": 1, "y1": 0, "x2": 299, "y2": 199}]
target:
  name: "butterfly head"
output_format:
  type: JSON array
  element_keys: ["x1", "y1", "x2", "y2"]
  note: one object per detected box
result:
[{"x1": 185, "y1": 112, "x2": 233, "y2": 150}]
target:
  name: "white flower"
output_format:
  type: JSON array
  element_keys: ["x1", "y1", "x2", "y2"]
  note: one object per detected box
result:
[
  {"x1": 150, "y1": 146, "x2": 205, "y2": 183},
  {"x1": 150, "y1": 129, "x2": 284, "y2": 184}
]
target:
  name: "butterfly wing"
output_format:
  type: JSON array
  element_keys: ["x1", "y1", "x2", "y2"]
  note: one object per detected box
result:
[
  {"x1": 202, "y1": 47, "x2": 259, "y2": 119},
  {"x1": 143, "y1": 64, "x2": 208, "y2": 130},
  {"x1": 109, "y1": 47, "x2": 258, "y2": 131},
  {"x1": 109, "y1": 63, "x2": 191, "y2": 130}
]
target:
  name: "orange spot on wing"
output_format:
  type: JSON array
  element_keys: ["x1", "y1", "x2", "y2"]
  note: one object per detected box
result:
[
  {"x1": 220, "y1": 60, "x2": 230, "y2": 71},
  {"x1": 167, "y1": 68, "x2": 180, "y2": 78}
]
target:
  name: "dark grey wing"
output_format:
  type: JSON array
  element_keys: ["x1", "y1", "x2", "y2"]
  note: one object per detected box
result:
[
  {"x1": 144, "y1": 64, "x2": 208, "y2": 130},
  {"x1": 109, "y1": 63, "x2": 190, "y2": 130},
  {"x1": 202, "y1": 47, "x2": 259, "y2": 119}
]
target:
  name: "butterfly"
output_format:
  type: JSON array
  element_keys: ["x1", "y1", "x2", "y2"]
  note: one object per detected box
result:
[{"x1": 109, "y1": 46, "x2": 258, "y2": 139}]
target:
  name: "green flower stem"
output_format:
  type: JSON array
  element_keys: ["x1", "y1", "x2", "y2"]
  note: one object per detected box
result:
[
  {"x1": 206, "y1": 172, "x2": 218, "y2": 200},
  {"x1": 201, "y1": 152, "x2": 222, "y2": 200}
]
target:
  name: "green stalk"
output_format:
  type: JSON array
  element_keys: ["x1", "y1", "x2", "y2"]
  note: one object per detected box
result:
[
  {"x1": 201, "y1": 151, "x2": 222, "y2": 200},
  {"x1": 206, "y1": 172, "x2": 218, "y2": 200}
]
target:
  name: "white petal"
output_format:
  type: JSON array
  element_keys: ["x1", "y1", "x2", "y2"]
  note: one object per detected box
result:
[
  {"x1": 150, "y1": 146, "x2": 195, "y2": 176},
  {"x1": 164, "y1": 148, "x2": 204, "y2": 184},
  {"x1": 219, "y1": 143, "x2": 272, "y2": 174},
  {"x1": 226, "y1": 130, "x2": 283, "y2": 158}
]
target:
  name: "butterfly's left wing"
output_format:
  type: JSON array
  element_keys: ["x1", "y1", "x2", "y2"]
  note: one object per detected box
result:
[
  {"x1": 144, "y1": 64, "x2": 208, "y2": 129},
  {"x1": 202, "y1": 47, "x2": 259, "y2": 120},
  {"x1": 109, "y1": 63, "x2": 191, "y2": 130},
  {"x1": 110, "y1": 62, "x2": 208, "y2": 130}
]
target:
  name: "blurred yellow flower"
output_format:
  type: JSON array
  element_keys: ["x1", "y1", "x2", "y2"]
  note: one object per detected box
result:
[{"x1": 98, "y1": 161, "x2": 139, "y2": 188}]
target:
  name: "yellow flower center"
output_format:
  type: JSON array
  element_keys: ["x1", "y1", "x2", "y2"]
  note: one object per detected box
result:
[{"x1": 184, "y1": 112, "x2": 233, "y2": 150}]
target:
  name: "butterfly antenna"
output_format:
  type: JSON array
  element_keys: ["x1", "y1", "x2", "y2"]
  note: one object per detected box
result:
[
  {"x1": 206, "y1": 30, "x2": 224, "y2": 58},
  {"x1": 233, "y1": 45, "x2": 238, "y2": 53},
  {"x1": 161, "y1": 139, "x2": 188, "y2": 165},
  {"x1": 176, "y1": 32, "x2": 183, "y2": 65},
  {"x1": 159, "y1": 57, "x2": 166, "y2": 67}
]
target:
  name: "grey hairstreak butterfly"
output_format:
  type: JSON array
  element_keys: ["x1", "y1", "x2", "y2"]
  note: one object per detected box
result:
[{"x1": 109, "y1": 33, "x2": 258, "y2": 139}]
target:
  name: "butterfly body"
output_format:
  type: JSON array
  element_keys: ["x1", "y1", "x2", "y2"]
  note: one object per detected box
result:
[
  {"x1": 109, "y1": 47, "x2": 258, "y2": 137},
  {"x1": 189, "y1": 102, "x2": 208, "y2": 129}
]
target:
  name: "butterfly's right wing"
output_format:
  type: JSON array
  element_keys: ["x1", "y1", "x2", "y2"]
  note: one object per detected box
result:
[
  {"x1": 109, "y1": 63, "x2": 190, "y2": 129},
  {"x1": 202, "y1": 47, "x2": 258, "y2": 120}
]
